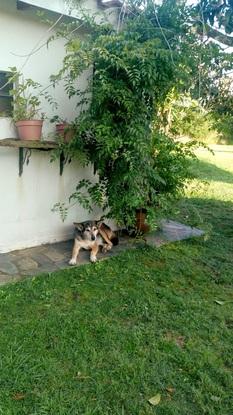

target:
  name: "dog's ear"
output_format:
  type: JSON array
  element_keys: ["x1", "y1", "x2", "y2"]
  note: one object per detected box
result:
[
  {"x1": 96, "y1": 220, "x2": 103, "y2": 228},
  {"x1": 96, "y1": 215, "x2": 105, "y2": 227},
  {"x1": 73, "y1": 222, "x2": 84, "y2": 231}
]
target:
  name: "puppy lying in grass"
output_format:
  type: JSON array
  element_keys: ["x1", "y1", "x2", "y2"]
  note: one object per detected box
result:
[{"x1": 69, "y1": 221, "x2": 119, "y2": 265}]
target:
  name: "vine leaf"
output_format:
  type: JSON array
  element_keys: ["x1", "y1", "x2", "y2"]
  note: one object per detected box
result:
[
  {"x1": 12, "y1": 392, "x2": 26, "y2": 400},
  {"x1": 148, "y1": 393, "x2": 161, "y2": 406},
  {"x1": 214, "y1": 300, "x2": 224, "y2": 305}
]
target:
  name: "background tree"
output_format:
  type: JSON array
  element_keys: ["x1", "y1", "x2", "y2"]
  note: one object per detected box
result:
[
  {"x1": 194, "y1": 0, "x2": 233, "y2": 46},
  {"x1": 105, "y1": 0, "x2": 233, "y2": 46}
]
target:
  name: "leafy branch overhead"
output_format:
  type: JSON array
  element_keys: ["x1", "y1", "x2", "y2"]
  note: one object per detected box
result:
[{"x1": 194, "y1": 0, "x2": 233, "y2": 39}]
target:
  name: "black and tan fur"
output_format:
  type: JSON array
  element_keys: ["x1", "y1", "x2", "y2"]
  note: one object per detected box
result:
[{"x1": 69, "y1": 221, "x2": 118, "y2": 265}]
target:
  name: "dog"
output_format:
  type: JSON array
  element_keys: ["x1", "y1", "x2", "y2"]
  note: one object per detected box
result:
[{"x1": 69, "y1": 221, "x2": 119, "y2": 265}]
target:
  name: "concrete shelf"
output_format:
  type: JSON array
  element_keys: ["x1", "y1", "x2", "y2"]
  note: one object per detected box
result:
[
  {"x1": 0, "y1": 138, "x2": 66, "y2": 176},
  {"x1": 0, "y1": 138, "x2": 58, "y2": 149}
]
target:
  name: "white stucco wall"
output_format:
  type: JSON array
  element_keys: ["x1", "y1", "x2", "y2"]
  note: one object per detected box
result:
[
  {"x1": 19, "y1": 0, "x2": 99, "y2": 18},
  {"x1": 17, "y1": 0, "x2": 118, "y2": 26},
  {"x1": 0, "y1": 4, "x2": 103, "y2": 253}
]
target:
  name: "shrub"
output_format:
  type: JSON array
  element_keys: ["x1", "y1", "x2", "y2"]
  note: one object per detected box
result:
[{"x1": 52, "y1": 1, "x2": 202, "y2": 226}]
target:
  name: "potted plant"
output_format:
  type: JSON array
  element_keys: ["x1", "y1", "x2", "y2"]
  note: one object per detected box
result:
[
  {"x1": 135, "y1": 208, "x2": 150, "y2": 233},
  {"x1": 9, "y1": 68, "x2": 45, "y2": 141},
  {"x1": 50, "y1": 115, "x2": 74, "y2": 143}
]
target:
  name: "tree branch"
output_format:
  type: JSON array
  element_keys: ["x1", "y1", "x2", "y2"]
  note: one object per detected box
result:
[{"x1": 196, "y1": 22, "x2": 233, "y2": 47}]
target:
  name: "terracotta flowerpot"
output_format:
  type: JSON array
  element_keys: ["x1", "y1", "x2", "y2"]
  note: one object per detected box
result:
[
  {"x1": 56, "y1": 123, "x2": 73, "y2": 143},
  {"x1": 15, "y1": 120, "x2": 43, "y2": 141},
  {"x1": 136, "y1": 208, "x2": 150, "y2": 233}
]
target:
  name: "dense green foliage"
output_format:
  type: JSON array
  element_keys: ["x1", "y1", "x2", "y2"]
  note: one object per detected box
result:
[
  {"x1": 51, "y1": 0, "x2": 233, "y2": 225},
  {"x1": 52, "y1": 1, "x2": 199, "y2": 225},
  {"x1": 195, "y1": 0, "x2": 233, "y2": 34},
  {"x1": 209, "y1": 77, "x2": 233, "y2": 143}
]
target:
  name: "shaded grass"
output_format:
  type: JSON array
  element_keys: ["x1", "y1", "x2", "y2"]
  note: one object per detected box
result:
[
  {"x1": 191, "y1": 159, "x2": 233, "y2": 184},
  {"x1": 0, "y1": 147, "x2": 233, "y2": 414}
]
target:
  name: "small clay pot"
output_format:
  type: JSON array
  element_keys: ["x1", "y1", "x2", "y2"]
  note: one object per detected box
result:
[
  {"x1": 56, "y1": 123, "x2": 73, "y2": 143},
  {"x1": 135, "y1": 208, "x2": 150, "y2": 233},
  {"x1": 15, "y1": 120, "x2": 43, "y2": 140}
]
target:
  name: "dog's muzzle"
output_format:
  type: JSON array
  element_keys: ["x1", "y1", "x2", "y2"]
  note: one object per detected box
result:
[{"x1": 91, "y1": 235, "x2": 96, "y2": 241}]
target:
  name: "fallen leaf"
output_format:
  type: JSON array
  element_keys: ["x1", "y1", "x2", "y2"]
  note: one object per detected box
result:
[
  {"x1": 12, "y1": 392, "x2": 26, "y2": 400},
  {"x1": 148, "y1": 393, "x2": 161, "y2": 406},
  {"x1": 76, "y1": 372, "x2": 91, "y2": 380},
  {"x1": 175, "y1": 336, "x2": 185, "y2": 348},
  {"x1": 225, "y1": 319, "x2": 233, "y2": 329},
  {"x1": 165, "y1": 332, "x2": 185, "y2": 348},
  {"x1": 214, "y1": 300, "x2": 224, "y2": 305},
  {"x1": 72, "y1": 291, "x2": 80, "y2": 301},
  {"x1": 166, "y1": 393, "x2": 172, "y2": 401},
  {"x1": 211, "y1": 395, "x2": 220, "y2": 402},
  {"x1": 166, "y1": 387, "x2": 175, "y2": 394}
]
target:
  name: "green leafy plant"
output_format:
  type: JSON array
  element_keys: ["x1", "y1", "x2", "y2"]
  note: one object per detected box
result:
[
  {"x1": 9, "y1": 67, "x2": 56, "y2": 122},
  {"x1": 52, "y1": 0, "x2": 233, "y2": 227},
  {"x1": 51, "y1": 1, "x2": 202, "y2": 227},
  {"x1": 50, "y1": 115, "x2": 68, "y2": 124}
]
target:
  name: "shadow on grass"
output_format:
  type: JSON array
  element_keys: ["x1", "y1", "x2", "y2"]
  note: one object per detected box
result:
[
  {"x1": 173, "y1": 195, "x2": 233, "y2": 286},
  {"x1": 176, "y1": 196, "x2": 233, "y2": 237},
  {"x1": 190, "y1": 159, "x2": 233, "y2": 184}
]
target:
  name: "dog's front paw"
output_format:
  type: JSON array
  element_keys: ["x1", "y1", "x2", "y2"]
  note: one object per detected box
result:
[
  {"x1": 102, "y1": 243, "x2": 113, "y2": 254},
  {"x1": 90, "y1": 255, "x2": 97, "y2": 263},
  {"x1": 69, "y1": 258, "x2": 77, "y2": 266}
]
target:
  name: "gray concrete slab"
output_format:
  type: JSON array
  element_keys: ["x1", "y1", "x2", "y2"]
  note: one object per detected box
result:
[
  {"x1": 0, "y1": 255, "x2": 19, "y2": 275},
  {"x1": 145, "y1": 220, "x2": 204, "y2": 246},
  {"x1": 0, "y1": 220, "x2": 204, "y2": 286}
]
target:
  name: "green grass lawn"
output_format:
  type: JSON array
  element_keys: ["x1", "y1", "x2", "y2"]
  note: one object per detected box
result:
[{"x1": 0, "y1": 147, "x2": 233, "y2": 415}]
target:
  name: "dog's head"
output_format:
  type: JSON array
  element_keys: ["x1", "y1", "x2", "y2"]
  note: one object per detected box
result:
[{"x1": 73, "y1": 221, "x2": 101, "y2": 241}]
